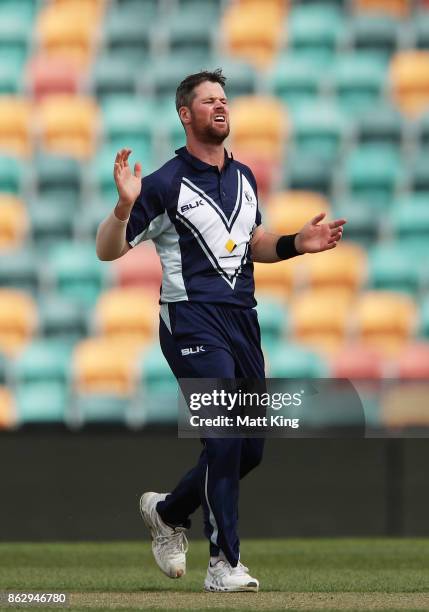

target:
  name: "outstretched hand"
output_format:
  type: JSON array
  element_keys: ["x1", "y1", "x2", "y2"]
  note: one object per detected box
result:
[
  {"x1": 113, "y1": 148, "x2": 142, "y2": 214},
  {"x1": 295, "y1": 212, "x2": 346, "y2": 254}
]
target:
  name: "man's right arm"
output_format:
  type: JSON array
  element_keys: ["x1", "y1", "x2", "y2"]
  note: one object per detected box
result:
[{"x1": 95, "y1": 148, "x2": 142, "y2": 261}]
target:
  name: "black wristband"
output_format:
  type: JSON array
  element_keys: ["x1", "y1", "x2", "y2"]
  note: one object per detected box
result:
[{"x1": 276, "y1": 234, "x2": 302, "y2": 260}]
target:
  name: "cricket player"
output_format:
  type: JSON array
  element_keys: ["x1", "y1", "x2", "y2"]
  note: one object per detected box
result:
[{"x1": 96, "y1": 70, "x2": 345, "y2": 592}]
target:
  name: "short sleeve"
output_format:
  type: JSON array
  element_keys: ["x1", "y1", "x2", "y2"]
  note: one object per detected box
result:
[
  {"x1": 126, "y1": 172, "x2": 168, "y2": 247},
  {"x1": 245, "y1": 166, "x2": 262, "y2": 227}
]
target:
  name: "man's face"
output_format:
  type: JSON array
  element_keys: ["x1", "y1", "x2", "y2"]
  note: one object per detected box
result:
[{"x1": 180, "y1": 81, "x2": 230, "y2": 145}]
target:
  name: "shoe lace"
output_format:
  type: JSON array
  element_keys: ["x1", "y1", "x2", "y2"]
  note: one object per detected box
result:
[
  {"x1": 155, "y1": 527, "x2": 189, "y2": 555},
  {"x1": 231, "y1": 561, "x2": 249, "y2": 575}
]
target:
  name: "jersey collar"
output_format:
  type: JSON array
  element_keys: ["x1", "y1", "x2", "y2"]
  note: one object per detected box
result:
[{"x1": 175, "y1": 146, "x2": 233, "y2": 172}]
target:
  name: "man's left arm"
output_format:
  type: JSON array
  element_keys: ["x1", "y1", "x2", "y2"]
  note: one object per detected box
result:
[{"x1": 250, "y1": 212, "x2": 347, "y2": 263}]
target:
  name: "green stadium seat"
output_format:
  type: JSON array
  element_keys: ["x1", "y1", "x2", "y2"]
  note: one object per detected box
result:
[
  {"x1": 90, "y1": 54, "x2": 137, "y2": 101},
  {"x1": 213, "y1": 58, "x2": 257, "y2": 99},
  {"x1": 0, "y1": 63, "x2": 22, "y2": 94},
  {"x1": 291, "y1": 102, "x2": 348, "y2": 160},
  {"x1": 138, "y1": 345, "x2": 177, "y2": 426},
  {"x1": 74, "y1": 200, "x2": 113, "y2": 242},
  {"x1": 103, "y1": 10, "x2": 152, "y2": 64},
  {"x1": 33, "y1": 155, "x2": 82, "y2": 205},
  {"x1": 0, "y1": 12, "x2": 31, "y2": 68},
  {"x1": 162, "y1": 104, "x2": 186, "y2": 153},
  {"x1": 287, "y1": 4, "x2": 345, "y2": 64},
  {"x1": 175, "y1": 0, "x2": 223, "y2": 17},
  {"x1": 114, "y1": 0, "x2": 158, "y2": 19},
  {"x1": 355, "y1": 105, "x2": 404, "y2": 147},
  {"x1": 0, "y1": 249, "x2": 38, "y2": 294},
  {"x1": 283, "y1": 152, "x2": 333, "y2": 196},
  {"x1": 28, "y1": 200, "x2": 75, "y2": 251},
  {"x1": 413, "y1": 12, "x2": 429, "y2": 50},
  {"x1": 72, "y1": 395, "x2": 131, "y2": 426},
  {"x1": 257, "y1": 297, "x2": 287, "y2": 352},
  {"x1": 165, "y1": 18, "x2": 214, "y2": 62},
  {"x1": 0, "y1": 156, "x2": 24, "y2": 194},
  {"x1": 268, "y1": 55, "x2": 322, "y2": 109},
  {"x1": 16, "y1": 383, "x2": 68, "y2": 424},
  {"x1": 418, "y1": 112, "x2": 429, "y2": 148},
  {"x1": 368, "y1": 244, "x2": 422, "y2": 295},
  {"x1": 332, "y1": 200, "x2": 379, "y2": 247},
  {"x1": 38, "y1": 296, "x2": 88, "y2": 343},
  {"x1": 407, "y1": 151, "x2": 429, "y2": 193},
  {"x1": 267, "y1": 343, "x2": 328, "y2": 377},
  {"x1": 0, "y1": 351, "x2": 7, "y2": 384},
  {"x1": 350, "y1": 15, "x2": 400, "y2": 59},
  {"x1": 0, "y1": 0, "x2": 38, "y2": 19},
  {"x1": 329, "y1": 53, "x2": 387, "y2": 113},
  {"x1": 419, "y1": 295, "x2": 429, "y2": 338},
  {"x1": 142, "y1": 57, "x2": 208, "y2": 103},
  {"x1": 344, "y1": 145, "x2": 402, "y2": 208},
  {"x1": 102, "y1": 98, "x2": 153, "y2": 162},
  {"x1": 391, "y1": 198, "x2": 429, "y2": 256},
  {"x1": 46, "y1": 242, "x2": 107, "y2": 306}
]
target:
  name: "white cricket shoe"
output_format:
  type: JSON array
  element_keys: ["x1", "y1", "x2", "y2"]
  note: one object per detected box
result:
[
  {"x1": 139, "y1": 491, "x2": 188, "y2": 579},
  {"x1": 204, "y1": 560, "x2": 259, "y2": 592}
]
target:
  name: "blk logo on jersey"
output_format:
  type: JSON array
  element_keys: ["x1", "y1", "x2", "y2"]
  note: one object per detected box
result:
[
  {"x1": 181, "y1": 345, "x2": 206, "y2": 356},
  {"x1": 180, "y1": 200, "x2": 204, "y2": 213}
]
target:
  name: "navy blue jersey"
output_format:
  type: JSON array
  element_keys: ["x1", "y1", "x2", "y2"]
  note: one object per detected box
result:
[{"x1": 126, "y1": 147, "x2": 261, "y2": 307}]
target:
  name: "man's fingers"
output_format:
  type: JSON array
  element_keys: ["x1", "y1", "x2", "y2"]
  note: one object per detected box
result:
[
  {"x1": 134, "y1": 162, "x2": 142, "y2": 178},
  {"x1": 329, "y1": 218, "x2": 347, "y2": 229},
  {"x1": 311, "y1": 212, "x2": 326, "y2": 225}
]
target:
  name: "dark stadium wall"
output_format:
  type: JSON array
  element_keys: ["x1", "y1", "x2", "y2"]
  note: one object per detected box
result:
[{"x1": 0, "y1": 431, "x2": 428, "y2": 541}]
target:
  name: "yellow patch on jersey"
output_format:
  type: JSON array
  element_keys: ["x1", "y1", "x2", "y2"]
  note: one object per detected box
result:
[{"x1": 225, "y1": 239, "x2": 236, "y2": 253}]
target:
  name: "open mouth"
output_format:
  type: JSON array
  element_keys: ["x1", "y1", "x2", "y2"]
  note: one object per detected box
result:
[{"x1": 214, "y1": 115, "x2": 226, "y2": 123}]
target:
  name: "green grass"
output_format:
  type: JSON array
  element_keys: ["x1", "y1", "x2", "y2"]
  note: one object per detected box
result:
[{"x1": 0, "y1": 539, "x2": 428, "y2": 610}]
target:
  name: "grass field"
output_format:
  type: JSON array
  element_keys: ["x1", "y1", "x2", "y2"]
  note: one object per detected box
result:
[{"x1": 0, "y1": 539, "x2": 428, "y2": 611}]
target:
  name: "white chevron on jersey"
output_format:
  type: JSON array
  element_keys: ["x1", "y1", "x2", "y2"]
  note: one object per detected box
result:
[{"x1": 176, "y1": 170, "x2": 257, "y2": 289}]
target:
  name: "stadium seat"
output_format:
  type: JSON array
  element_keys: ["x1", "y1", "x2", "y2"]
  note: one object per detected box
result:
[
  {"x1": 331, "y1": 200, "x2": 379, "y2": 247},
  {"x1": 257, "y1": 297, "x2": 288, "y2": 351},
  {"x1": 137, "y1": 344, "x2": 177, "y2": 426},
  {"x1": 0, "y1": 156, "x2": 24, "y2": 193},
  {"x1": 222, "y1": 2, "x2": 283, "y2": 68},
  {"x1": 0, "y1": 352, "x2": 6, "y2": 385},
  {"x1": 94, "y1": 287, "x2": 157, "y2": 344},
  {"x1": 290, "y1": 291, "x2": 350, "y2": 353},
  {"x1": 165, "y1": 17, "x2": 214, "y2": 62},
  {"x1": 112, "y1": 243, "x2": 162, "y2": 293},
  {"x1": 418, "y1": 112, "x2": 429, "y2": 147},
  {"x1": 45, "y1": 242, "x2": 107, "y2": 306},
  {"x1": 11, "y1": 339, "x2": 71, "y2": 424},
  {"x1": 229, "y1": 96, "x2": 287, "y2": 160},
  {"x1": 90, "y1": 54, "x2": 137, "y2": 101},
  {"x1": 390, "y1": 51, "x2": 429, "y2": 117},
  {"x1": 33, "y1": 154, "x2": 82, "y2": 205},
  {"x1": 355, "y1": 104, "x2": 404, "y2": 147},
  {"x1": 267, "y1": 342, "x2": 328, "y2": 377},
  {"x1": 72, "y1": 337, "x2": 142, "y2": 395},
  {"x1": 353, "y1": 0, "x2": 409, "y2": 18},
  {"x1": 253, "y1": 260, "x2": 295, "y2": 301},
  {"x1": 112, "y1": 0, "x2": 158, "y2": 20},
  {"x1": 0, "y1": 97, "x2": 32, "y2": 157},
  {"x1": 141, "y1": 57, "x2": 204, "y2": 104},
  {"x1": 282, "y1": 152, "x2": 333, "y2": 195},
  {"x1": 38, "y1": 295, "x2": 88, "y2": 343},
  {"x1": 268, "y1": 54, "x2": 322, "y2": 110},
  {"x1": 209, "y1": 58, "x2": 258, "y2": 99},
  {"x1": 0, "y1": 289, "x2": 37, "y2": 356},
  {"x1": 367, "y1": 243, "x2": 422, "y2": 295},
  {"x1": 413, "y1": 12, "x2": 429, "y2": 50},
  {"x1": 355, "y1": 291, "x2": 417, "y2": 355},
  {"x1": 396, "y1": 342, "x2": 429, "y2": 378},
  {"x1": 0, "y1": 10, "x2": 31, "y2": 68},
  {"x1": 330, "y1": 344, "x2": 385, "y2": 378},
  {"x1": 267, "y1": 191, "x2": 330, "y2": 234},
  {"x1": 175, "y1": 0, "x2": 223, "y2": 15},
  {"x1": 103, "y1": 9, "x2": 151, "y2": 64},
  {"x1": 407, "y1": 150, "x2": 429, "y2": 193},
  {"x1": 37, "y1": 3, "x2": 99, "y2": 67},
  {"x1": 0, "y1": 385, "x2": 15, "y2": 429},
  {"x1": 0, "y1": 249, "x2": 39, "y2": 294},
  {"x1": 390, "y1": 199, "x2": 429, "y2": 257},
  {"x1": 343, "y1": 145, "x2": 402, "y2": 208},
  {"x1": 286, "y1": 4, "x2": 345, "y2": 64},
  {"x1": 102, "y1": 98, "x2": 153, "y2": 162},
  {"x1": 291, "y1": 102, "x2": 348, "y2": 160},
  {"x1": 28, "y1": 200, "x2": 75, "y2": 250},
  {"x1": 0, "y1": 196, "x2": 28, "y2": 249},
  {"x1": 349, "y1": 15, "x2": 400, "y2": 59},
  {"x1": 329, "y1": 53, "x2": 387, "y2": 113},
  {"x1": 37, "y1": 95, "x2": 99, "y2": 159},
  {"x1": 304, "y1": 243, "x2": 367, "y2": 299},
  {"x1": 0, "y1": 62, "x2": 22, "y2": 95},
  {"x1": 26, "y1": 54, "x2": 81, "y2": 99}
]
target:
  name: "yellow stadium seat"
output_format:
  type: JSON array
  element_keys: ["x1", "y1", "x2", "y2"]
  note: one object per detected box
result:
[
  {"x1": 355, "y1": 291, "x2": 417, "y2": 356},
  {"x1": 222, "y1": 4, "x2": 284, "y2": 69},
  {"x1": 254, "y1": 260, "x2": 295, "y2": 301},
  {"x1": 52, "y1": 0, "x2": 105, "y2": 15},
  {"x1": 0, "y1": 290, "x2": 37, "y2": 356},
  {"x1": 37, "y1": 3, "x2": 100, "y2": 68},
  {"x1": 290, "y1": 290, "x2": 350, "y2": 353},
  {"x1": 0, "y1": 386, "x2": 16, "y2": 430},
  {"x1": 353, "y1": 0, "x2": 409, "y2": 18},
  {"x1": 0, "y1": 196, "x2": 29, "y2": 249},
  {"x1": 267, "y1": 191, "x2": 330, "y2": 234},
  {"x1": 94, "y1": 287, "x2": 157, "y2": 344},
  {"x1": 0, "y1": 98, "x2": 32, "y2": 158},
  {"x1": 381, "y1": 382, "x2": 429, "y2": 429},
  {"x1": 229, "y1": 96, "x2": 287, "y2": 160},
  {"x1": 37, "y1": 95, "x2": 99, "y2": 159},
  {"x1": 303, "y1": 243, "x2": 367, "y2": 300},
  {"x1": 390, "y1": 51, "x2": 429, "y2": 117},
  {"x1": 72, "y1": 337, "x2": 141, "y2": 395}
]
